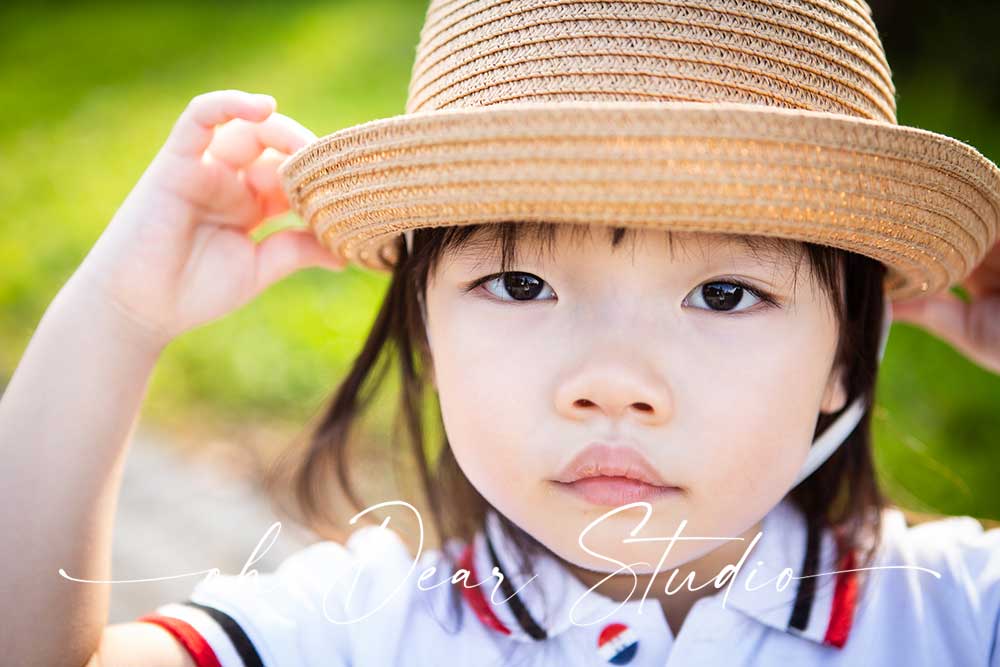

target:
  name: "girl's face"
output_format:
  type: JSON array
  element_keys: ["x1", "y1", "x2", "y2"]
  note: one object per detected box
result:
[{"x1": 423, "y1": 227, "x2": 847, "y2": 573}]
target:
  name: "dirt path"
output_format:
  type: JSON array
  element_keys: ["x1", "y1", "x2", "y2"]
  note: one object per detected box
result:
[{"x1": 107, "y1": 429, "x2": 316, "y2": 623}]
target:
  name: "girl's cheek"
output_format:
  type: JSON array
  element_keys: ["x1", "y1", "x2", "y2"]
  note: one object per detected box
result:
[
  {"x1": 677, "y1": 336, "x2": 826, "y2": 500},
  {"x1": 431, "y1": 333, "x2": 530, "y2": 446}
]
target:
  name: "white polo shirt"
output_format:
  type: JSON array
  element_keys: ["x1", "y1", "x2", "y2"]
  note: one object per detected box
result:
[{"x1": 139, "y1": 495, "x2": 1000, "y2": 666}]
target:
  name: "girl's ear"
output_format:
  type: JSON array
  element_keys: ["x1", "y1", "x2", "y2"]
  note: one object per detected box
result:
[{"x1": 820, "y1": 364, "x2": 849, "y2": 414}]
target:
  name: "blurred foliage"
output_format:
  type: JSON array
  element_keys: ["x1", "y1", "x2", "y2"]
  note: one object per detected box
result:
[{"x1": 1, "y1": 0, "x2": 998, "y2": 518}]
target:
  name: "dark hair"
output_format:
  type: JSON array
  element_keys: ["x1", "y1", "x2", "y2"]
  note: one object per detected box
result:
[{"x1": 268, "y1": 221, "x2": 888, "y2": 622}]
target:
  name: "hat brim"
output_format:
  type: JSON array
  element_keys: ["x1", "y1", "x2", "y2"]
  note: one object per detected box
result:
[{"x1": 277, "y1": 101, "x2": 1000, "y2": 301}]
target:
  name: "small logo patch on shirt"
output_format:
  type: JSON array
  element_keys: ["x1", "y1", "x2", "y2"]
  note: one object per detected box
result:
[{"x1": 597, "y1": 622, "x2": 639, "y2": 665}]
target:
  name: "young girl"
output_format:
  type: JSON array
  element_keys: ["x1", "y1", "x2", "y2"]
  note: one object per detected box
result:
[{"x1": 3, "y1": 0, "x2": 1000, "y2": 665}]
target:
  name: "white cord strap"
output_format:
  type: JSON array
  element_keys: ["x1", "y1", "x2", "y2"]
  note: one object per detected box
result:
[{"x1": 791, "y1": 297, "x2": 893, "y2": 487}]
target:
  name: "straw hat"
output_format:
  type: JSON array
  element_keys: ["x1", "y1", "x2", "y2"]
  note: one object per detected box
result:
[{"x1": 277, "y1": 0, "x2": 1000, "y2": 301}]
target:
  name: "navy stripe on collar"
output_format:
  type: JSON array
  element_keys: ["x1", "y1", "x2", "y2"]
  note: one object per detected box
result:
[
  {"x1": 788, "y1": 518, "x2": 822, "y2": 632},
  {"x1": 485, "y1": 528, "x2": 548, "y2": 640},
  {"x1": 182, "y1": 600, "x2": 265, "y2": 667}
]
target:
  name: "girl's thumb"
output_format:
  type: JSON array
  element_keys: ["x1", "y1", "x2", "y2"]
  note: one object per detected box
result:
[
  {"x1": 254, "y1": 228, "x2": 345, "y2": 292},
  {"x1": 893, "y1": 291, "x2": 1000, "y2": 373},
  {"x1": 892, "y1": 292, "x2": 966, "y2": 342}
]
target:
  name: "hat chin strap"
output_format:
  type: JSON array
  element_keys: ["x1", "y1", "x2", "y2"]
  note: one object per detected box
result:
[
  {"x1": 406, "y1": 230, "x2": 893, "y2": 486},
  {"x1": 791, "y1": 296, "x2": 893, "y2": 487}
]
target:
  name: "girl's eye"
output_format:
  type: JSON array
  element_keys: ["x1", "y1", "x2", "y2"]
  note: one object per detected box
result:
[
  {"x1": 478, "y1": 272, "x2": 556, "y2": 302},
  {"x1": 469, "y1": 273, "x2": 772, "y2": 310},
  {"x1": 684, "y1": 280, "x2": 773, "y2": 313}
]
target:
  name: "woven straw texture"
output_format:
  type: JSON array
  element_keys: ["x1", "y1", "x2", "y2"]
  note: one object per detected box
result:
[{"x1": 278, "y1": 0, "x2": 1000, "y2": 301}]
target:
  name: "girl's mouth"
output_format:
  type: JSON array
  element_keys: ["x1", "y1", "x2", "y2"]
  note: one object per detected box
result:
[
  {"x1": 550, "y1": 443, "x2": 683, "y2": 506},
  {"x1": 552, "y1": 476, "x2": 682, "y2": 506}
]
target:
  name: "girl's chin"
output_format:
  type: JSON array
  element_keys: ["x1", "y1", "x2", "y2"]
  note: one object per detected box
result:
[{"x1": 559, "y1": 552, "x2": 698, "y2": 577}]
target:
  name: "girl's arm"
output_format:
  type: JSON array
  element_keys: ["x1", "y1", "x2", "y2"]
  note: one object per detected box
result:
[
  {"x1": 0, "y1": 271, "x2": 169, "y2": 667},
  {"x1": 0, "y1": 89, "x2": 341, "y2": 667}
]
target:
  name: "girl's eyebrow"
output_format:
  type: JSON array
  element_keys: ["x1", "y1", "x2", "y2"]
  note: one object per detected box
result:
[
  {"x1": 682, "y1": 232, "x2": 806, "y2": 269},
  {"x1": 685, "y1": 231, "x2": 800, "y2": 255}
]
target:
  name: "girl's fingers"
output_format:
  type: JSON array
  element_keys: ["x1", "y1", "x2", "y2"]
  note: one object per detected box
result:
[
  {"x1": 963, "y1": 238, "x2": 1000, "y2": 299},
  {"x1": 244, "y1": 149, "x2": 294, "y2": 219},
  {"x1": 893, "y1": 291, "x2": 1000, "y2": 373},
  {"x1": 253, "y1": 228, "x2": 346, "y2": 292},
  {"x1": 892, "y1": 293, "x2": 965, "y2": 339},
  {"x1": 163, "y1": 90, "x2": 277, "y2": 158},
  {"x1": 207, "y1": 112, "x2": 317, "y2": 171}
]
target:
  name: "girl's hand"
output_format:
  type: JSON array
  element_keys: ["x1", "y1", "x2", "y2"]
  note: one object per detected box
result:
[
  {"x1": 892, "y1": 238, "x2": 1000, "y2": 375},
  {"x1": 72, "y1": 89, "x2": 343, "y2": 349}
]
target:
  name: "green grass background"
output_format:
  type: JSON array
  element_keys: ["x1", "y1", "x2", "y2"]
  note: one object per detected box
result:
[{"x1": 1, "y1": 1, "x2": 998, "y2": 520}]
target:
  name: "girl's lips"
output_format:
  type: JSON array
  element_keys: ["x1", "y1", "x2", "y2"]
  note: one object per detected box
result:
[
  {"x1": 552, "y1": 443, "x2": 677, "y2": 487},
  {"x1": 552, "y1": 476, "x2": 682, "y2": 506},
  {"x1": 551, "y1": 443, "x2": 682, "y2": 506}
]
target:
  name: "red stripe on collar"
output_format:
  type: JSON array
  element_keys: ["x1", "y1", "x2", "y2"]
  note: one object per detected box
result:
[
  {"x1": 823, "y1": 545, "x2": 859, "y2": 648},
  {"x1": 136, "y1": 614, "x2": 223, "y2": 667},
  {"x1": 457, "y1": 542, "x2": 512, "y2": 636}
]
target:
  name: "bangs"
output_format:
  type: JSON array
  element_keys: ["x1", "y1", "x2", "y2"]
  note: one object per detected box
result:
[{"x1": 414, "y1": 221, "x2": 814, "y2": 284}]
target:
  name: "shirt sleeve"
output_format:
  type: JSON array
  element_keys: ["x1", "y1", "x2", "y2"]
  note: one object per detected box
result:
[
  {"x1": 957, "y1": 521, "x2": 1000, "y2": 667},
  {"x1": 135, "y1": 522, "x2": 418, "y2": 667},
  {"x1": 906, "y1": 514, "x2": 1000, "y2": 666}
]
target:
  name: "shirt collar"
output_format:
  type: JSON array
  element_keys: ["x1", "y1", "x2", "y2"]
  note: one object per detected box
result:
[{"x1": 460, "y1": 496, "x2": 860, "y2": 649}]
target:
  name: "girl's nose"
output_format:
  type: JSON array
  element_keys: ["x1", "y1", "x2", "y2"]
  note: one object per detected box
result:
[{"x1": 553, "y1": 365, "x2": 673, "y2": 426}]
